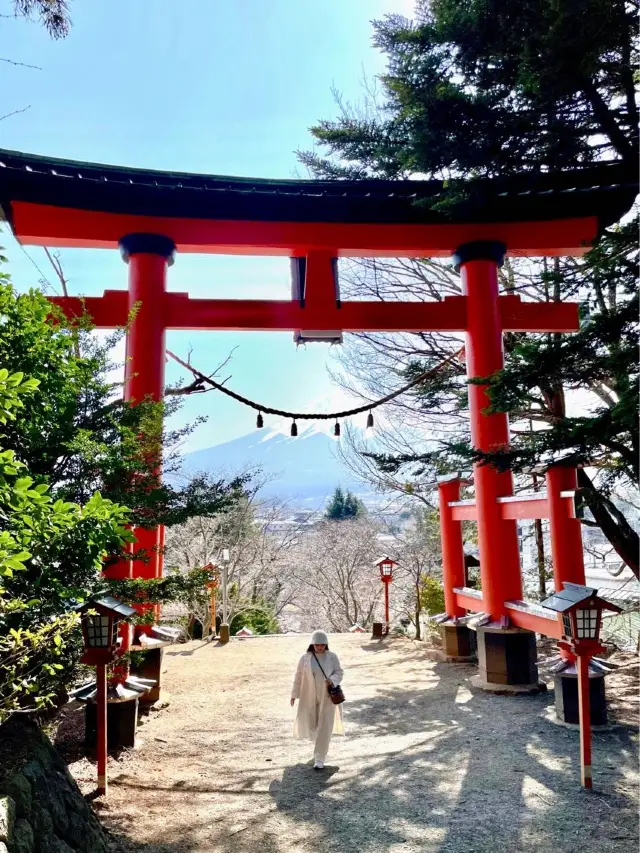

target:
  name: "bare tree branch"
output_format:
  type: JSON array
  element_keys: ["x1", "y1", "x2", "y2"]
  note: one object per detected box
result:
[{"x1": 43, "y1": 248, "x2": 68, "y2": 296}]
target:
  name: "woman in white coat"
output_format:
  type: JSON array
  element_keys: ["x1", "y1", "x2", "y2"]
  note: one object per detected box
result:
[{"x1": 290, "y1": 630, "x2": 344, "y2": 770}]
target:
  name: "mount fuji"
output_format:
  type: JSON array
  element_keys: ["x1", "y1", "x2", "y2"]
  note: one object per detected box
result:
[{"x1": 177, "y1": 421, "x2": 374, "y2": 508}]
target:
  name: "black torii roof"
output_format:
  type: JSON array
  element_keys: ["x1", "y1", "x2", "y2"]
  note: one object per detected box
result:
[
  {"x1": 542, "y1": 582, "x2": 622, "y2": 614},
  {"x1": 0, "y1": 148, "x2": 636, "y2": 228}
]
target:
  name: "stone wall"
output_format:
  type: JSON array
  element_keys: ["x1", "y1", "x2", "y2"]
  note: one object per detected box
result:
[{"x1": 0, "y1": 718, "x2": 108, "y2": 853}]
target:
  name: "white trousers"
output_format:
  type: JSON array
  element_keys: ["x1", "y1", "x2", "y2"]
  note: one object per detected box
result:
[{"x1": 313, "y1": 699, "x2": 336, "y2": 761}]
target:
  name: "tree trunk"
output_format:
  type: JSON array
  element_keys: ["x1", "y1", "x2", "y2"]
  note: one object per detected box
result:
[
  {"x1": 532, "y1": 472, "x2": 547, "y2": 599},
  {"x1": 577, "y1": 468, "x2": 639, "y2": 580},
  {"x1": 535, "y1": 519, "x2": 546, "y2": 599}
]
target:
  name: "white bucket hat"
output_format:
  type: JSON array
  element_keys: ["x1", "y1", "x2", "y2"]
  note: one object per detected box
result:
[{"x1": 311, "y1": 630, "x2": 329, "y2": 646}]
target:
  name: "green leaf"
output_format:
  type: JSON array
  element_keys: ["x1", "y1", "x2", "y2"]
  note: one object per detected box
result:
[{"x1": 13, "y1": 551, "x2": 31, "y2": 561}]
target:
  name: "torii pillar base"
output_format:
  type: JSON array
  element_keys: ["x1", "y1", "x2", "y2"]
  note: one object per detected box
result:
[
  {"x1": 472, "y1": 626, "x2": 546, "y2": 694},
  {"x1": 553, "y1": 665, "x2": 609, "y2": 726},
  {"x1": 86, "y1": 697, "x2": 138, "y2": 750},
  {"x1": 439, "y1": 623, "x2": 476, "y2": 662},
  {"x1": 131, "y1": 648, "x2": 164, "y2": 707}
]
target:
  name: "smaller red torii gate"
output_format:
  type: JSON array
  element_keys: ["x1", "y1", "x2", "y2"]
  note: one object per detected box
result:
[{"x1": 438, "y1": 465, "x2": 586, "y2": 644}]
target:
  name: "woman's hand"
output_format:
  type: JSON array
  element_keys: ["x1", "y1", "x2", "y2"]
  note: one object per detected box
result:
[
  {"x1": 325, "y1": 679, "x2": 332, "y2": 687},
  {"x1": 290, "y1": 697, "x2": 296, "y2": 707}
]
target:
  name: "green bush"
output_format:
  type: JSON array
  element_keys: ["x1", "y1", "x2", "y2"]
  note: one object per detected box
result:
[
  {"x1": 0, "y1": 370, "x2": 132, "y2": 721},
  {"x1": 419, "y1": 575, "x2": 445, "y2": 616},
  {"x1": 230, "y1": 601, "x2": 279, "y2": 636}
]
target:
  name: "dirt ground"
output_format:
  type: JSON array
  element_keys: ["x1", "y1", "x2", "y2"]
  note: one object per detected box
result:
[{"x1": 55, "y1": 634, "x2": 638, "y2": 853}]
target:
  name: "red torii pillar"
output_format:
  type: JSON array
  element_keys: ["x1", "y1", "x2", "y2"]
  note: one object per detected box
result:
[
  {"x1": 438, "y1": 476, "x2": 467, "y2": 621},
  {"x1": 120, "y1": 235, "x2": 175, "y2": 585},
  {"x1": 101, "y1": 235, "x2": 175, "y2": 636},
  {"x1": 454, "y1": 242, "x2": 523, "y2": 614},
  {"x1": 546, "y1": 464, "x2": 586, "y2": 669},
  {"x1": 546, "y1": 465, "x2": 586, "y2": 590},
  {"x1": 437, "y1": 476, "x2": 475, "y2": 659},
  {"x1": 446, "y1": 242, "x2": 542, "y2": 687}
]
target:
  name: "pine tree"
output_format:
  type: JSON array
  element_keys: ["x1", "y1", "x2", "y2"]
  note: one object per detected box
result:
[
  {"x1": 343, "y1": 491, "x2": 366, "y2": 520},
  {"x1": 13, "y1": 0, "x2": 71, "y2": 39},
  {"x1": 299, "y1": 1, "x2": 638, "y2": 178},
  {"x1": 325, "y1": 486, "x2": 346, "y2": 520},
  {"x1": 300, "y1": 0, "x2": 639, "y2": 574},
  {"x1": 325, "y1": 487, "x2": 366, "y2": 520}
]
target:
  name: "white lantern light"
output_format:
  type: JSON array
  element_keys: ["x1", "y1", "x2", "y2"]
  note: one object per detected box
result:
[
  {"x1": 84, "y1": 613, "x2": 117, "y2": 648},
  {"x1": 575, "y1": 607, "x2": 599, "y2": 640}
]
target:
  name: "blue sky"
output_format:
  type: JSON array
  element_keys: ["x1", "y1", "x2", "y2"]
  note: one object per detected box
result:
[{"x1": 0, "y1": 0, "x2": 414, "y2": 450}]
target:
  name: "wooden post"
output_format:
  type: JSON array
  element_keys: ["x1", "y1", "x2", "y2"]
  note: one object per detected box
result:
[
  {"x1": 209, "y1": 584, "x2": 217, "y2": 636},
  {"x1": 384, "y1": 581, "x2": 390, "y2": 635},
  {"x1": 577, "y1": 653, "x2": 592, "y2": 789},
  {"x1": 96, "y1": 663, "x2": 108, "y2": 796}
]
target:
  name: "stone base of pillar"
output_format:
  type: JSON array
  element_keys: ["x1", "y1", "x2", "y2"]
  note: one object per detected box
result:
[
  {"x1": 131, "y1": 648, "x2": 163, "y2": 706},
  {"x1": 86, "y1": 697, "x2": 138, "y2": 750},
  {"x1": 219, "y1": 623, "x2": 230, "y2": 643},
  {"x1": 552, "y1": 665, "x2": 608, "y2": 726},
  {"x1": 473, "y1": 625, "x2": 546, "y2": 694},
  {"x1": 439, "y1": 623, "x2": 476, "y2": 662}
]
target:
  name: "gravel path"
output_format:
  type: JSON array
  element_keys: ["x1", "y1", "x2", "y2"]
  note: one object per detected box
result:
[{"x1": 62, "y1": 634, "x2": 638, "y2": 853}]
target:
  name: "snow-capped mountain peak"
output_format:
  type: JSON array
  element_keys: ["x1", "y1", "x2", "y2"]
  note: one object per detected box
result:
[{"x1": 178, "y1": 423, "x2": 372, "y2": 507}]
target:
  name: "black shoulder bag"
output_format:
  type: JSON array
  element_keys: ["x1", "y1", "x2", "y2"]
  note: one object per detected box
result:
[{"x1": 311, "y1": 650, "x2": 345, "y2": 705}]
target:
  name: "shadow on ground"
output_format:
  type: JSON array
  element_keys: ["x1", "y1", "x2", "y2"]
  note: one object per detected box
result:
[
  {"x1": 204, "y1": 664, "x2": 636, "y2": 853},
  {"x1": 165, "y1": 640, "x2": 214, "y2": 657},
  {"x1": 105, "y1": 833, "x2": 202, "y2": 853},
  {"x1": 93, "y1": 642, "x2": 639, "y2": 853}
]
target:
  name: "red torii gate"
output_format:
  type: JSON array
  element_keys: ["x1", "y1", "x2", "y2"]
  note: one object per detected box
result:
[{"x1": 0, "y1": 149, "x2": 634, "y2": 687}]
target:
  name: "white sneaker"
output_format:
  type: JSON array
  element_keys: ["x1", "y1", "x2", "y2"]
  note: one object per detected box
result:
[{"x1": 313, "y1": 759, "x2": 324, "y2": 770}]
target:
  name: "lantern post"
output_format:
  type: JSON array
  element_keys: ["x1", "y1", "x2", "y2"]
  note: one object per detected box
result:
[
  {"x1": 202, "y1": 562, "x2": 220, "y2": 637},
  {"x1": 78, "y1": 596, "x2": 136, "y2": 796},
  {"x1": 375, "y1": 557, "x2": 397, "y2": 637},
  {"x1": 541, "y1": 582, "x2": 622, "y2": 788},
  {"x1": 208, "y1": 580, "x2": 217, "y2": 637},
  {"x1": 218, "y1": 548, "x2": 231, "y2": 643}
]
